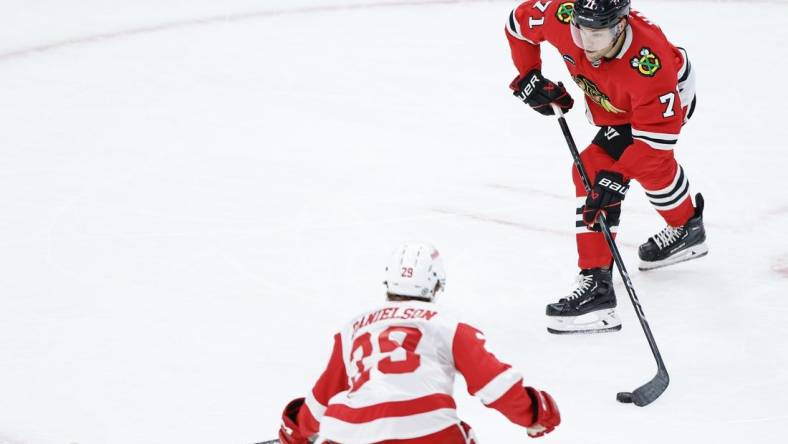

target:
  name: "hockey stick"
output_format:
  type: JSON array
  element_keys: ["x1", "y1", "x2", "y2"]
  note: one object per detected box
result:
[
  {"x1": 550, "y1": 104, "x2": 669, "y2": 407},
  {"x1": 253, "y1": 440, "x2": 279, "y2": 444}
]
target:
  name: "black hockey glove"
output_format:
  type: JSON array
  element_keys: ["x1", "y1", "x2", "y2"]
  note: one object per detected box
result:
[
  {"x1": 582, "y1": 170, "x2": 629, "y2": 230},
  {"x1": 511, "y1": 70, "x2": 574, "y2": 116}
]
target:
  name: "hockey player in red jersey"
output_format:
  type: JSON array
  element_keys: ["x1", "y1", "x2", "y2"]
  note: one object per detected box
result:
[
  {"x1": 277, "y1": 243, "x2": 560, "y2": 443},
  {"x1": 506, "y1": 0, "x2": 709, "y2": 334}
]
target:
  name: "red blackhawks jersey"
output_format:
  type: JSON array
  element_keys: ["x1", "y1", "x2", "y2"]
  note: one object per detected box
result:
[
  {"x1": 506, "y1": 0, "x2": 696, "y2": 177},
  {"x1": 294, "y1": 300, "x2": 536, "y2": 443}
]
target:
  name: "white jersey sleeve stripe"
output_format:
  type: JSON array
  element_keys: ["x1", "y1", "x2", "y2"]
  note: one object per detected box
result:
[
  {"x1": 677, "y1": 48, "x2": 690, "y2": 83},
  {"x1": 676, "y1": 48, "x2": 697, "y2": 123},
  {"x1": 473, "y1": 368, "x2": 523, "y2": 405},
  {"x1": 507, "y1": 9, "x2": 537, "y2": 44},
  {"x1": 305, "y1": 391, "x2": 327, "y2": 419}
]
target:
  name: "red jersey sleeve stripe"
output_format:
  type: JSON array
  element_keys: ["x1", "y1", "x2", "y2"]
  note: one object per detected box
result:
[
  {"x1": 297, "y1": 332, "x2": 349, "y2": 438},
  {"x1": 324, "y1": 393, "x2": 456, "y2": 424},
  {"x1": 310, "y1": 333, "x2": 349, "y2": 406},
  {"x1": 452, "y1": 323, "x2": 512, "y2": 395},
  {"x1": 297, "y1": 402, "x2": 321, "y2": 437}
]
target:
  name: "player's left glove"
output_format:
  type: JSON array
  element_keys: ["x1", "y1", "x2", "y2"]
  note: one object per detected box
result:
[
  {"x1": 524, "y1": 387, "x2": 560, "y2": 438},
  {"x1": 583, "y1": 170, "x2": 629, "y2": 230},
  {"x1": 278, "y1": 398, "x2": 310, "y2": 444},
  {"x1": 510, "y1": 70, "x2": 574, "y2": 116}
]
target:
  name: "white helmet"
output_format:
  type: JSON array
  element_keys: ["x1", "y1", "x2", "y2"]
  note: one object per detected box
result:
[{"x1": 384, "y1": 242, "x2": 446, "y2": 301}]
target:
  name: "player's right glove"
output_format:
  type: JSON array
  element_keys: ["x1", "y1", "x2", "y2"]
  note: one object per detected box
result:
[
  {"x1": 278, "y1": 397, "x2": 310, "y2": 444},
  {"x1": 511, "y1": 70, "x2": 574, "y2": 116},
  {"x1": 524, "y1": 387, "x2": 560, "y2": 438}
]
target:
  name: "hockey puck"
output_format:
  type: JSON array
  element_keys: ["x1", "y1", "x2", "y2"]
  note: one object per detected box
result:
[{"x1": 616, "y1": 392, "x2": 633, "y2": 403}]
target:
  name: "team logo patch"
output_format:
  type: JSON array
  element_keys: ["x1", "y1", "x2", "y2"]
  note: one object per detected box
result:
[
  {"x1": 556, "y1": 2, "x2": 575, "y2": 24},
  {"x1": 631, "y1": 47, "x2": 661, "y2": 77},
  {"x1": 573, "y1": 75, "x2": 626, "y2": 114}
]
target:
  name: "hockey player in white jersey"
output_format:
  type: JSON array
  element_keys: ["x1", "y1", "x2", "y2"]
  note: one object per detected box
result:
[{"x1": 277, "y1": 242, "x2": 560, "y2": 443}]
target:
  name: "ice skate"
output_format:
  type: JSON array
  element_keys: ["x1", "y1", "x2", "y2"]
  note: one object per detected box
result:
[
  {"x1": 639, "y1": 193, "x2": 708, "y2": 271},
  {"x1": 546, "y1": 268, "x2": 621, "y2": 334}
]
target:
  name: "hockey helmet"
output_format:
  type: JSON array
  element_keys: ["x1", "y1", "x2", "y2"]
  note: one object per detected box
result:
[
  {"x1": 572, "y1": 0, "x2": 631, "y2": 29},
  {"x1": 571, "y1": 0, "x2": 630, "y2": 57},
  {"x1": 384, "y1": 242, "x2": 446, "y2": 301}
]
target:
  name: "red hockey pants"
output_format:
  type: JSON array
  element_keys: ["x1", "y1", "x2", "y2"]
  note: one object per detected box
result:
[{"x1": 574, "y1": 144, "x2": 694, "y2": 269}]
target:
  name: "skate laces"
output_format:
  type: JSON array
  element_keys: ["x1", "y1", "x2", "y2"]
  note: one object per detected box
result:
[
  {"x1": 568, "y1": 274, "x2": 595, "y2": 300},
  {"x1": 652, "y1": 226, "x2": 684, "y2": 249}
]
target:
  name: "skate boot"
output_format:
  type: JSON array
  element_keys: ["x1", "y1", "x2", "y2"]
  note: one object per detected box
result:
[
  {"x1": 546, "y1": 268, "x2": 621, "y2": 334},
  {"x1": 638, "y1": 193, "x2": 708, "y2": 271}
]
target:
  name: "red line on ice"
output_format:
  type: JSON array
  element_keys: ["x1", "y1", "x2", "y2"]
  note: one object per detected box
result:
[
  {"x1": 0, "y1": 0, "x2": 496, "y2": 61},
  {"x1": 2, "y1": 0, "x2": 782, "y2": 61}
]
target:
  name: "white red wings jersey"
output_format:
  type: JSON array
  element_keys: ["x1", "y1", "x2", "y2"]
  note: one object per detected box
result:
[
  {"x1": 506, "y1": 1, "x2": 696, "y2": 177},
  {"x1": 295, "y1": 300, "x2": 536, "y2": 443}
]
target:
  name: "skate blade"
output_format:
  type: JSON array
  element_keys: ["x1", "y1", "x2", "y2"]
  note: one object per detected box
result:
[
  {"x1": 546, "y1": 308, "x2": 621, "y2": 335},
  {"x1": 547, "y1": 324, "x2": 622, "y2": 335},
  {"x1": 639, "y1": 242, "x2": 709, "y2": 271}
]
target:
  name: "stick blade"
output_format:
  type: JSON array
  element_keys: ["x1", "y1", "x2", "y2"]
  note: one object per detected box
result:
[{"x1": 630, "y1": 368, "x2": 670, "y2": 407}]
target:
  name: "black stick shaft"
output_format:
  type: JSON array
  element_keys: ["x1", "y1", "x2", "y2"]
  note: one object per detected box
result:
[{"x1": 550, "y1": 104, "x2": 667, "y2": 376}]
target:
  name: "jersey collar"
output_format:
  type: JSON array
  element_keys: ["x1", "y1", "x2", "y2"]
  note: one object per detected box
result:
[{"x1": 613, "y1": 24, "x2": 634, "y2": 60}]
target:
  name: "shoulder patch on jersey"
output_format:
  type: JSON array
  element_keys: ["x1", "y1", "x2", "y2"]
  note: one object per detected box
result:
[
  {"x1": 555, "y1": 2, "x2": 575, "y2": 24},
  {"x1": 573, "y1": 75, "x2": 626, "y2": 114},
  {"x1": 630, "y1": 47, "x2": 661, "y2": 77}
]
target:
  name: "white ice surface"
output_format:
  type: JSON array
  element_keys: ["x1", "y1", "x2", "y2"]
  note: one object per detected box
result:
[{"x1": 1, "y1": 1, "x2": 787, "y2": 443}]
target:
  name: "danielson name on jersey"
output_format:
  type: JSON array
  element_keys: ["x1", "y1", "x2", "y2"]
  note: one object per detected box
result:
[
  {"x1": 506, "y1": 0, "x2": 696, "y2": 174},
  {"x1": 293, "y1": 300, "x2": 535, "y2": 443}
]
